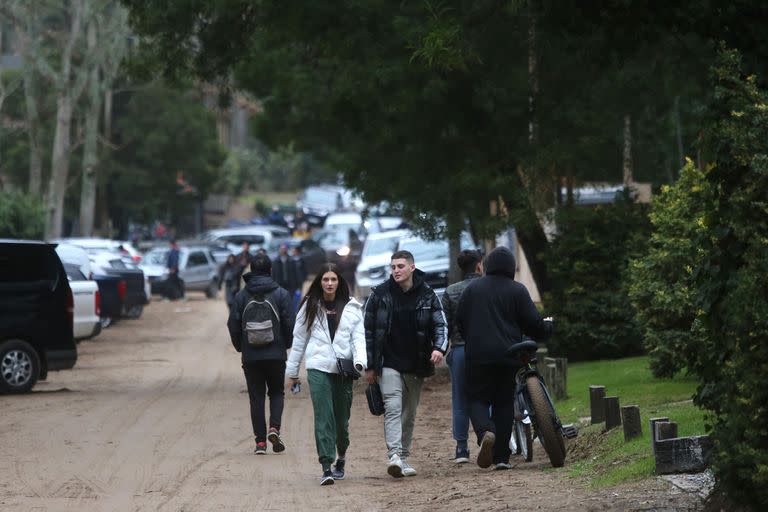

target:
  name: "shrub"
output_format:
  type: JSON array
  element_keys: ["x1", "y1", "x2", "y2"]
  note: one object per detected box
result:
[
  {"x1": 544, "y1": 195, "x2": 651, "y2": 360},
  {"x1": 0, "y1": 191, "x2": 46, "y2": 239}
]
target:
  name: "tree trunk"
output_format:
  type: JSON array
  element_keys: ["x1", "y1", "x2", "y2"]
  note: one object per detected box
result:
[
  {"x1": 23, "y1": 67, "x2": 44, "y2": 197},
  {"x1": 79, "y1": 19, "x2": 100, "y2": 236},
  {"x1": 673, "y1": 95, "x2": 684, "y2": 169},
  {"x1": 623, "y1": 114, "x2": 633, "y2": 187},
  {"x1": 46, "y1": 96, "x2": 74, "y2": 238},
  {"x1": 97, "y1": 88, "x2": 113, "y2": 232},
  {"x1": 446, "y1": 211, "x2": 463, "y2": 285}
]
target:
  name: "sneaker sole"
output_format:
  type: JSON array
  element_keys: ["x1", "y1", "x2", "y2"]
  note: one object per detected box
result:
[
  {"x1": 477, "y1": 432, "x2": 496, "y2": 468},
  {"x1": 387, "y1": 463, "x2": 404, "y2": 478},
  {"x1": 403, "y1": 470, "x2": 417, "y2": 477},
  {"x1": 331, "y1": 472, "x2": 345, "y2": 480},
  {"x1": 320, "y1": 477, "x2": 335, "y2": 486},
  {"x1": 268, "y1": 432, "x2": 286, "y2": 453},
  {"x1": 455, "y1": 457, "x2": 469, "y2": 464}
]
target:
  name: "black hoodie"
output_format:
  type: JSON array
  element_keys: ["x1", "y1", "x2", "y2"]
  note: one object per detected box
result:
[
  {"x1": 227, "y1": 272, "x2": 295, "y2": 362},
  {"x1": 456, "y1": 246, "x2": 552, "y2": 365}
]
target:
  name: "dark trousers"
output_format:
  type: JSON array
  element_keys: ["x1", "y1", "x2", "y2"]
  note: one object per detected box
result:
[
  {"x1": 466, "y1": 362, "x2": 520, "y2": 464},
  {"x1": 243, "y1": 360, "x2": 286, "y2": 442},
  {"x1": 166, "y1": 272, "x2": 185, "y2": 299}
]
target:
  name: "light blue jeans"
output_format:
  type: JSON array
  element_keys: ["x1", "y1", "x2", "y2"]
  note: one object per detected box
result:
[{"x1": 446, "y1": 346, "x2": 469, "y2": 447}]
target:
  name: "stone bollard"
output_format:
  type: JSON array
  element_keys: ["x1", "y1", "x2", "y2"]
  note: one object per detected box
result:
[
  {"x1": 604, "y1": 396, "x2": 622, "y2": 431},
  {"x1": 649, "y1": 417, "x2": 669, "y2": 455},
  {"x1": 655, "y1": 421, "x2": 678, "y2": 442},
  {"x1": 621, "y1": 405, "x2": 641, "y2": 441},
  {"x1": 589, "y1": 385, "x2": 606, "y2": 424}
]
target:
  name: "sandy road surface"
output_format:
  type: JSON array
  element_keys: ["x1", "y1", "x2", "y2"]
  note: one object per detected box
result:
[{"x1": 0, "y1": 295, "x2": 702, "y2": 511}]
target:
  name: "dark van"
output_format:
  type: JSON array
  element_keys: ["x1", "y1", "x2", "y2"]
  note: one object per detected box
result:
[{"x1": 0, "y1": 240, "x2": 77, "y2": 393}]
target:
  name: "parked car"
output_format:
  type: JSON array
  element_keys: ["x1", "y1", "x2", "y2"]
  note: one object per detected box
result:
[
  {"x1": 56, "y1": 244, "x2": 124, "y2": 328},
  {"x1": 90, "y1": 252, "x2": 149, "y2": 319},
  {"x1": 324, "y1": 212, "x2": 365, "y2": 235},
  {"x1": 0, "y1": 240, "x2": 77, "y2": 393},
  {"x1": 140, "y1": 244, "x2": 220, "y2": 298},
  {"x1": 202, "y1": 226, "x2": 292, "y2": 256},
  {"x1": 296, "y1": 185, "x2": 345, "y2": 227},
  {"x1": 312, "y1": 227, "x2": 364, "y2": 289},
  {"x1": 354, "y1": 229, "x2": 410, "y2": 299},
  {"x1": 63, "y1": 263, "x2": 101, "y2": 341},
  {"x1": 396, "y1": 233, "x2": 479, "y2": 294}
]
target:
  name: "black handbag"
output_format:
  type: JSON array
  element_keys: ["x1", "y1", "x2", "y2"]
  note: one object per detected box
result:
[
  {"x1": 336, "y1": 357, "x2": 361, "y2": 380},
  {"x1": 365, "y1": 382, "x2": 385, "y2": 416}
]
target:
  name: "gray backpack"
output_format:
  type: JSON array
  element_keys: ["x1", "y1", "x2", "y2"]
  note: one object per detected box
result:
[{"x1": 241, "y1": 293, "x2": 280, "y2": 346}]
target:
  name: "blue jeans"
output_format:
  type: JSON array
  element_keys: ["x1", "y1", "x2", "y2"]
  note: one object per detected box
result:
[{"x1": 446, "y1": 346, "x2": 469, "y2": 446}]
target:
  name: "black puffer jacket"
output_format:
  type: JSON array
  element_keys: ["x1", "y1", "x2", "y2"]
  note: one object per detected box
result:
[
  {"x1": 364, "y1": 270, "x2": 448, "y2": 377},
  {"x1": 441, "y1": 272, "x2": 481, "y2": 348},
  {"x1": 456, "y1": 246, "x2": 552, "y2": 365},
  {"x1": 227, "y1": 272, "x2": 295, "y2": 362}
]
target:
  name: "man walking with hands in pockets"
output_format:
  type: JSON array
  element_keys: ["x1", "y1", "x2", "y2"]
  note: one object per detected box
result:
[{"x1": 364, "y1": 250, "x2": 448, "y2": 478}]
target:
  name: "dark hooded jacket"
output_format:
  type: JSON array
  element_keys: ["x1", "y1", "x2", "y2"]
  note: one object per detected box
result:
[
  {"x1": 456, "y1": 246, "x2": 552, "y2": 365},
  {"x1": 227, "y1": 272, "x2": 295, "y2": 362},
  {"x1": 364, "y1": 269, "x2": 448, "y2": 377}
]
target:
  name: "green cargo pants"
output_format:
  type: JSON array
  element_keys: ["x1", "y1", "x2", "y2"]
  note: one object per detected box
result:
[{"x1": 307, "y1": 369, "x2": 354, "y2": 470}]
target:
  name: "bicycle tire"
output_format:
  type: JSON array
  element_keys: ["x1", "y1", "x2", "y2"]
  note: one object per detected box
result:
[
  {"x1": 526, "y1": 375, "x2": 566, "y2": 467},
  {"x1": 516, "y1": 420, "x2": 533, "y2": 462}
]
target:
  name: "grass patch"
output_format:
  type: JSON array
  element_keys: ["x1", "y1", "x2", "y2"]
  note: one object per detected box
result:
[{"x1": 553, "y1": 356, "x2": 707, "y2": 488}]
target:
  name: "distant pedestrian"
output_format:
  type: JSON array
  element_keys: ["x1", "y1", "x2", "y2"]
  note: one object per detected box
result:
[
  {"x1": 286, "y1": 263, "x2": 367, "y2": 485},
  {"x1": 234, "y1": 242, "x2": 254, "y2": 292},
  {"x1": 441, "y1": 249, "x2": 484, "y2": 464},
  {"x1": 219, "y1": 254, "x2": 239, "y2": 311},
  {"x1": 364, "y1": 249, "x2": 447, "y2": 478},
  {"x1": 165, "y1": 239, "x2": 185, "y2": 301},
  {"x1": 227, "y1": 254, "x2": 296, "y2": 455},
  {"x1": 272, "y1": 244, "x2": 299, "y2": 295},
  {"x1": 456, "y1": 246, "x2": 553, "y2": 470}
]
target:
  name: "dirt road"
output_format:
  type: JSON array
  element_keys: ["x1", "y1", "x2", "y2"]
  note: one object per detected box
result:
[{"x1": 0, "y1": 295, "x2": 702, "y2": 511}]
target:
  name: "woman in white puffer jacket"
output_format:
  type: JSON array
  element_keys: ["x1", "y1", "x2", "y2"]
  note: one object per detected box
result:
[{"x1": 286, "y1": 263, "x2": 367, "y2": 486}]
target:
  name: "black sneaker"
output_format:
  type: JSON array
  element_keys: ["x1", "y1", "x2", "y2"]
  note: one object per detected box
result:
[
  {"x1": 477, "y1": 431, "x2": 496, "y2": 468},
  {"x1": 331, "y1": 458, "x2": 345, "y2": 480},
  {"x1": 320, "y1": 469, "x2": 335, "y2": 486},
  {"x1": 268, "y1": 427, "x2": 286, "y2": 453},
  {"x1": 455, "y1": 446, "x2": 470, "y2": 464}
]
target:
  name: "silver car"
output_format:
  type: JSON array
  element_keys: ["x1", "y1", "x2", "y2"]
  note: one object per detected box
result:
[{"x1": 140, "y1": 244, "x2": 220, "y2": 298}]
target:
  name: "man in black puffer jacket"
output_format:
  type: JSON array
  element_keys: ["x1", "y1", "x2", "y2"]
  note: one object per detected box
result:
[
  {"x1": 457, "y1": 246, "x2": 553, "y2": 470},
  {"x1": 227, "y1": 254, "x2": 295, "y2": 455},
  {"x1": 364, "y1": 249, "x2": 447, "y2": 478}
]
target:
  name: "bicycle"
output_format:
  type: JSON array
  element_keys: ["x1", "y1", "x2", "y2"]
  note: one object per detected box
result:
[{"x1": 507, "y1": 339, "x2": 577, "y2": 467}]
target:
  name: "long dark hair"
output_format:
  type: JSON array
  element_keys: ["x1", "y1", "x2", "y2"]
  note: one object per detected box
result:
[{"x1": 298, "y1": 263, "x2": 351, "y2": 334}]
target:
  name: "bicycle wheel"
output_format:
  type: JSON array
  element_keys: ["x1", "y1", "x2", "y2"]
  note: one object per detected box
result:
[
  {"x1": 526, "y1": 375, "x2": 566, "y2": 467},
  {"x1": 515, "y1": 420, "x2": 533, "y2": 462}
]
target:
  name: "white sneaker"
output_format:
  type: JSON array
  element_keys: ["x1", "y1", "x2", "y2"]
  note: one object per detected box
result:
[
  {"x1": 387, "y1": 454, "x2": 404, "y2": 478},
  {"x1": 401, "y1": 459, "x2": 417, "y2": 476}
]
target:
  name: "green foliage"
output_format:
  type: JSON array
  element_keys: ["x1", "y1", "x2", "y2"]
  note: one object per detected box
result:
[
  {"x1": 106, "y1": 86, "x2": 226, "y2": 224},
  {"x1": 628, "y1": 161, "x2": 714, "y2": 377},
  {"x1": 545, "y1": 197, "x2": 651, "y2": 360},
  {"x1": 0, "y1": 191, "x2": 46, "y2": 239},
  {"x1": 688, "y1": 48, "x2": 768, "y2": 509}
]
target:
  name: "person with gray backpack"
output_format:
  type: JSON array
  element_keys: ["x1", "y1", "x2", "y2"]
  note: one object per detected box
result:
[{"x1": 227, "y1": 254, "x2": 295, "y2": 455}]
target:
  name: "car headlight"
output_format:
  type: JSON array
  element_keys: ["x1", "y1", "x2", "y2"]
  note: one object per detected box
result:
[
  {"x1": 336, "y1": 246, "x2": 351, "y2": 257},
  {"x1": 368, "y1": 266, "x2": 387, "y2": 279}
]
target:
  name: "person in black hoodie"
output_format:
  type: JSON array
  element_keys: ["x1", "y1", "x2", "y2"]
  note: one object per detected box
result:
[
  {"x1": 456, "y1": 246, "x2": 553, "y2": 470},
  {"x1": 227, "y1": 254, "x2": 296, "y2": 455},
  {"x1": 364, "y1": 249, "x2": 448, "y2": 478}
]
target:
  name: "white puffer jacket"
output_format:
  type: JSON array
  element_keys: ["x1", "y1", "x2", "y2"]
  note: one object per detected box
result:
[{"x1": 286, "y1": 298, "x2": 367, "y2": 378}]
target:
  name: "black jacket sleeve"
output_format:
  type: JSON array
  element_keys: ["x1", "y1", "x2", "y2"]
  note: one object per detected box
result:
[
  {"x1": 429, "y1": 289, "x2": 448, "y2": 353},
  {"x1": 441, "y1": 290, "x2": 454, "y2": 342},
  {"x1": 276, "y1": 288, "x2": 296, "y2": 349},
  {"x1": 516, "y1": 286, "x2": 553, "y2": 341},
  {"x1": 363, "y1": 291, "x2": 379, "y2": 369},
  {"x1": 227, "y1": 290, "x2": 247, "y2": 352}
]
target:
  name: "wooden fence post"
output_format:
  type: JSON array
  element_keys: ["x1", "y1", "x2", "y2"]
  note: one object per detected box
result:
[
  {"x1": 604, "y1": 396, "x2": 622, "y2": 431},
  {"x1": 589, "y1": 385, "x2": 606, "y2": 424},
  {"x1": 621, "y1": 405, "x2": 641, "y2": 441}
]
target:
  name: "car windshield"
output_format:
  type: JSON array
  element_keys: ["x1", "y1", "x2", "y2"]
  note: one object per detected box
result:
[
  {"x1": 363, "y1": 236, "x2": 401, "y2": 257},
  {"x1": 314, "y1": 230, "x2": 348, "y2": 250},
  {"x1": 144, "y1": 249, "x2": 169, "y2": 265},
  {"x1": 399, "y1": 239, "x2": 448, "y2": 261},
  {"x1": 303, "y1": 188, "x2": 339, "y2": 206}
]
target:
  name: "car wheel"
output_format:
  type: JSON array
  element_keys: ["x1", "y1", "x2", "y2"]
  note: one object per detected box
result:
[
  {"x1": 100, "y1": 316, "x2": 113, "y2": 329},
  {"x1": 0, "y1": 339, "x2": 41, "y2": 394},
  {"x1": 123, "y1": 304, "x2": 144, "y2": 319},
  {"x1": 205, "y1": 280, "x2": 218, "y2": 299}
]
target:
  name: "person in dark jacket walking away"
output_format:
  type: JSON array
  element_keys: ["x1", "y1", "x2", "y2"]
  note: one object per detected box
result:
[
  {"x1": 441, "y1": 249, "x2": 483, "y2": 464},
  {"x1": 165, "y1": 239, "x2": 185, "y2": 301},
  {"x1": 227, "y1": 254, "x2": 295, "y2": 455},
  {"x1": 364, "y1": 250, "x2": 448, "y2": 478},
  {"x1": 457, "y1": 246, "x2": 552, "y2": 470},
  {"x1": 287, "y1": 263, "x2": 367, "y2": 486},
  {"x1": 219, "y1": 254, "x2": 240, "y2": 311}
]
